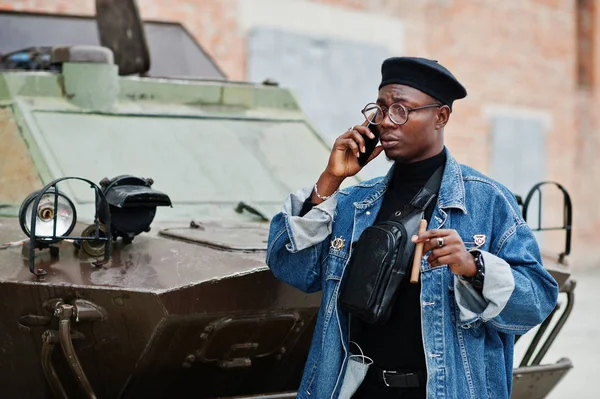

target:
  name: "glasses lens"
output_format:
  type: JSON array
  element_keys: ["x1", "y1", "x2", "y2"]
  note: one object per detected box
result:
[
  {"x1": 362, "y1": 104, "x2": 383, "y2": 124},
  {"x1": 389, "y1": 103, "x2": 408, "y2": 125},
  {"x1": 24, "y1": 193, "x2": 76, "y2": 239}
]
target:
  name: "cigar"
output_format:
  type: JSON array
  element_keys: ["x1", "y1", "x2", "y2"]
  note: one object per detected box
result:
[{"x1": 410, "y1": 219, "x2": 428, "y2": 284}]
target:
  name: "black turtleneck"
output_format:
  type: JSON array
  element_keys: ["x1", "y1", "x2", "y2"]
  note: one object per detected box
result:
[
  {"x1": 374, "y1": 148, "x2": 446, "y2": 224},
  {"x1": 353, "y1": 148, "x2": 446, "y2": 399}
]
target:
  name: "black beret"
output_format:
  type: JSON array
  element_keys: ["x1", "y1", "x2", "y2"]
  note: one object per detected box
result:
[{"x1": 379, "y1": 57, "x2": 467, "y2": 109}]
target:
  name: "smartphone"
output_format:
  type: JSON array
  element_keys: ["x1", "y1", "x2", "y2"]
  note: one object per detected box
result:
[{"x1": 358, "y1": 124, "x2": 380, "y2": 167}]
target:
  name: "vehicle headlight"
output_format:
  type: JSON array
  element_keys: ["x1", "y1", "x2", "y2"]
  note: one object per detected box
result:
[
  {"x1": 18, "y1": 176, "x2": 112, "y2": 276},
  {"x1": 18, "y1": 188, "x2": 77, "y2": 244},
  {"x1": 99, "y1": 175, "x2": 171, "y2": 243}
]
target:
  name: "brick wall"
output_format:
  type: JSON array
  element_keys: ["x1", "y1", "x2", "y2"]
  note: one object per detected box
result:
[
  {"x1": 322, "y1": 0, "x2": 586, "y2": 267},
  {"x1": 1, "y1": 0, "x2": 596, "y2": 268},
  {"x1": 316, "y1": 0, "x2": 590, "y2": 268}
]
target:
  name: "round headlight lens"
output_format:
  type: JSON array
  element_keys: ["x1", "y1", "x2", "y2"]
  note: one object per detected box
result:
[{"x1": 19, "y1": 189, "x2": 77, "y2": 243}]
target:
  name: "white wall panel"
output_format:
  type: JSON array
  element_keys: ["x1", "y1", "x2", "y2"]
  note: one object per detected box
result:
[{"x1": 242, "y1": 1, "x2": 405, "y2": 178}]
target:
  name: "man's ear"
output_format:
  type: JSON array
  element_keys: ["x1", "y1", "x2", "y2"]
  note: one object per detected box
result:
[{"x1": 435, "y1": 106, "x2": 451, "y2": 129}]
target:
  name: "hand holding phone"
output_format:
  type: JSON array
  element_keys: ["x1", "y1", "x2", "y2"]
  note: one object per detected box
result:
[
  {"x1": 313, "y1": 122, "x2": 383, "y2": 203},
  {"x1": 322, "y1": 121, "x2": 383, "y2": 182},
  {"x1": 358, "y1": 123, "x2": 380, "y2": 167}
]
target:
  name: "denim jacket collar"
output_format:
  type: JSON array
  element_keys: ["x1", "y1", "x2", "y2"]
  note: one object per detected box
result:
[
  {"x1": 345, "y1": 147, "x2": 467, "y2": 213},
  {"x1": 437, "y1": 148, "x2": 467, "y2": 214}
]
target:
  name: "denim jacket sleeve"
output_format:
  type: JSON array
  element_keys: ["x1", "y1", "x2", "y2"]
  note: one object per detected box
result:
[
  {"x1": 265, "y1": 186, "x2": 337, "y2": 293},
  {"x1": 454, "y1": 197, "x2": 559, "y2": 335}
]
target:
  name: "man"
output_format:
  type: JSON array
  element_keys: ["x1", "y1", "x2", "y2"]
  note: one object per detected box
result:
[{"x1": 266, "y1": 57, "x2": 558, "y2": 399}]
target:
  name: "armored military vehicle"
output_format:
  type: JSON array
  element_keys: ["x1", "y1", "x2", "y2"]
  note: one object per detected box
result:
[
  {"x1": 0, "y1": 1, "x2": 575, "y2": 398},
  {"x1": 0, "y1": 2, "x2": 338, "y2": 398}
]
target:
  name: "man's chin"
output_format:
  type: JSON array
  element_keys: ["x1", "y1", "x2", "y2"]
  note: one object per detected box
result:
[{"x1": 383, "y1": 148, "x2": 411, "y2": 163}]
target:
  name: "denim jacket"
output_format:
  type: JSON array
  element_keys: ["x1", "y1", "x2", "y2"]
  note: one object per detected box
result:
[{"x1": 266, "y1": 149, "x2": 559, "y2": 399}]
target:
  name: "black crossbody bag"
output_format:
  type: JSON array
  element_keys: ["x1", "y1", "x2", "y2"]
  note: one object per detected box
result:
[{"x1": 339, "y1": 166, "x2": 444, "y2": 325}]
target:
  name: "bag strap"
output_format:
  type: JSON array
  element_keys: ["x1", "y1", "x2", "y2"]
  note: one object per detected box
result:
[
  {"x1": 424, "y1": 165, "x2": 445, "y2": 193},
  {"x1": 411, "y1": 165, "x2": 444, "y2": 208},
  {"x1": 389, "y1": 165, "x2": 444, "y2": 222}
]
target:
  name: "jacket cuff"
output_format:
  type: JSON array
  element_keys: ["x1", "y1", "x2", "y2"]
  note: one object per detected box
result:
[
  {"x1": 282, "y1": 186, "x2": 338, "y2": 252},
  {"x1": 454, "y1": 250, "x2": 515, "y2": 326}
]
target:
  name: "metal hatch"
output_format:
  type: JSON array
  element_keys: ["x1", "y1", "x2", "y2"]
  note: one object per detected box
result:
[{"x1": 159, "y1": 222, "x2": 270, "y2": 251}]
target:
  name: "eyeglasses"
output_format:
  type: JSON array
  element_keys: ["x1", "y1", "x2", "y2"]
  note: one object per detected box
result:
[{"x1": 361, "y1": 102, "x2": 442, "y2": 126}]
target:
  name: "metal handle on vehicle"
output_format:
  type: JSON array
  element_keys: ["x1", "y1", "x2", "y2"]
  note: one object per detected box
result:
[
  {"x1": 55, "y1": 303, "x2": 97, "y2": 399},
  {"x1": 39, "y1": 299, "x2": 105, "y2": 398},
  {"x1": 41, "y1": 329, "x2": 68, "y2": 399}
]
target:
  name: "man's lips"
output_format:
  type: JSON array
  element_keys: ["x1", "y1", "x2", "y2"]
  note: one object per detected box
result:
[{"x1": 380, "y1": 137, "x2": 399, "y2": 149}]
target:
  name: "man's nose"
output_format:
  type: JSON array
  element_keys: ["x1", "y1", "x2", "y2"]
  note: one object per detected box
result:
[{"x1": 379, "y1": 111, "x2": 396, "y2": 129}]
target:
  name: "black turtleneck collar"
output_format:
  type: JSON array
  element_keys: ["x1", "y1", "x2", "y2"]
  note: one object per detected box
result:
[{"x1": 389, "y1": 147, "x2": 447, "y2": 188}]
